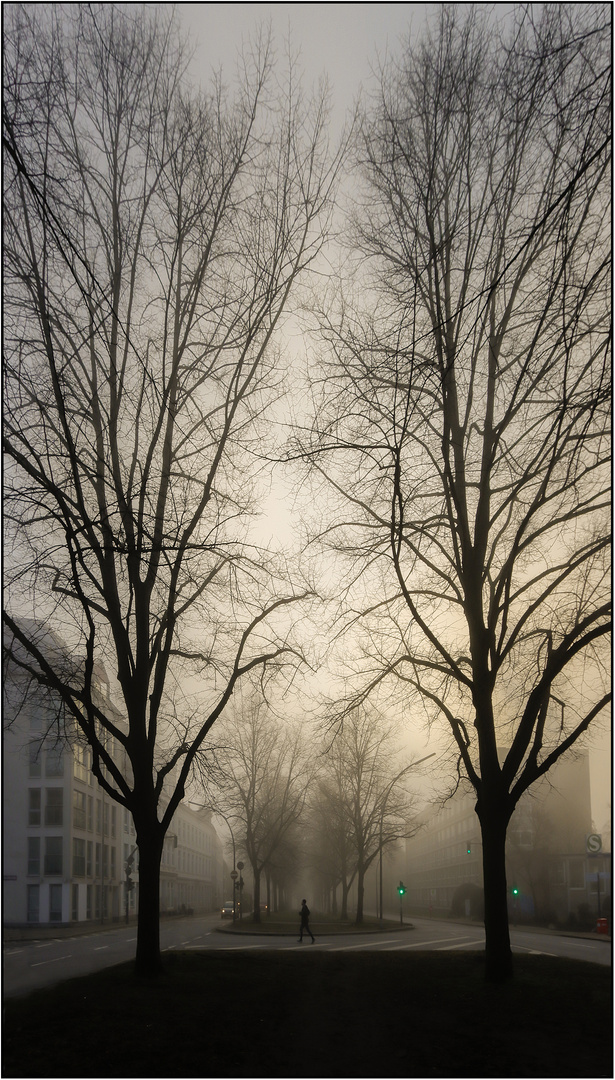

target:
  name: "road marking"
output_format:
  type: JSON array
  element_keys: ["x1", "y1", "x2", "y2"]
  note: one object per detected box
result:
[
  {"x1": 437, "y1": 939, "x2": 485, "y2": 950},
  {"x1": 511, "y1": 943, "x2": 558, "y2": 956},
  {"x1": 35, "y1": 942, "x2": 55, "y2": 949},
  {"x1": 329, "y1": 939, "x2": 399, "y2": 952},
  {"x1": 5, "y1": 949, "x2": 23, "y2": 955},
  {"x1": 31, "y1": 954, "x2": 72, "y2": 967},
  {"x1": 94, "y1": 946, "x2": 109, "y2": 951},
  {"x1": 219, "y1": 944, "x2": 268, "y2": 950},
  {"x1": 394, "y1": 936, "x2": 471, "y2": 950}
]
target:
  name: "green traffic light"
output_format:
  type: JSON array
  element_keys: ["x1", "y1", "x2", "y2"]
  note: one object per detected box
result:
[{"x1": 512, "y1": 886, "x2": 519, "y2": 896}]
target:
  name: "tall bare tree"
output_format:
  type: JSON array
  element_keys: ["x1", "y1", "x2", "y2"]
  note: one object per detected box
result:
[
  {"x1": 3, "y1": 4, "x2": 341, "y2": 975},
  {"x1": 299, "y1": 5, "x2": 611, "y2": 979}
]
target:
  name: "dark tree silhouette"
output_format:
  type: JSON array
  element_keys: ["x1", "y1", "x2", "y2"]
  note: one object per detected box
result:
[
  {"x1": 3, "y1": 4, "x2": 342, "y2": 976},
  {"x1": 299, "y1": 5, "x2": 610, "y2": 980}
]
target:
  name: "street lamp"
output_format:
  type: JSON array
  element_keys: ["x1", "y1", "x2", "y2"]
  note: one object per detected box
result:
[
  {"x1": 237, "y1": 861, "x2": 244, "y2": 920},
  {"x1": 379, "y1": 753, "x2": 435, "y2": 922},
  {"x1": 206, "y1": 805, "x2": 237, "y2": 923}
]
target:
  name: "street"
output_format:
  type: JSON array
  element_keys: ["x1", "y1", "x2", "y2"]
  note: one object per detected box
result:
[{"x1": 3, "y1": 913, "x2": 610, "y2": 999}]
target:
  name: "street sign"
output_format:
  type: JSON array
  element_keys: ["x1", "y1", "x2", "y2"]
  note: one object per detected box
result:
[
  {"x1": 230, "y1": 870, "x2": 238, "y2": 879},
  {"x1": 586, "y1": 834, "x2": 602, "y2": 854}
]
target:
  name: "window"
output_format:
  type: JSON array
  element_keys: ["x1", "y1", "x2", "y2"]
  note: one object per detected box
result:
[
  {"x1": 29, "y1": 712, "x2": 42, "y2": 732},
  {"x1": 49, "y1": 883, "x2": 62, "y2": 922},
  {"x1": 28, "y1": 743, "x2": 42, "y2": 778},
  {"x1": 72, "y1": 884, "x2": 79, "y2": 921},
  {"x1": 96, "y1": 799, "x2": 102, "y2": 835},
  {"x1": 27, "y1": 885, "x2": 40, "y2": 923},
  {"x1": 44, "y1": 836, "x2": 63, "y2": 876},
  {"x1": 103, "y1": 802, "x2": 109, "y2": 837},
  {"x1": 569, "y1": 861, "x2": 585, "y2": 889},
  {"x1": 73, "y1": 838, "x2": 86, "y2": 876},
  {"x1": 87, "y1": 795, "x2": 93, "y2": 832},
  {"x1": 95, "y1": 843, "x2": 101, "y2": 878},
  {"x1": 28, "y1": 788, "x2": 41, "y2": 826},
  {"x1": 550, "y1": 860, "x2": 566, "y2": 885},
  {"x1": 73, "y1": 790, "x2": 86, "y2": 830},
  {"x1": 86, "y1": 884, "x2": 92, "y2": 920},
  {"x1": 45, "y1": 788, "x2": 63, "y2": 827},
  {"x1": 111, "y1": 805, "x2": 116, "y2": 839},
  {"x1": 111, "y1": 846, "x2": 116, "y2": 880},
  {"x1": 73, "y1": 744, "x2": 88, "y2": 783},
  {"x1": 86, "y1": 840, "x2": 93, "y2": 877},
  {"x1": 45, "y1": 746, "x2": 64, "y2": 777},
  {"x1": 27, "y1": 836, "x2": 40, "y2": 876}
]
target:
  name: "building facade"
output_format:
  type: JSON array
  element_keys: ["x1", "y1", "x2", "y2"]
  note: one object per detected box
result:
[
  {"x1": 405, "y1": 750, "x2": 611, "y2": 927},
  {"x1": 3, "y1": 627, "x2": 226, "y2": 926}
]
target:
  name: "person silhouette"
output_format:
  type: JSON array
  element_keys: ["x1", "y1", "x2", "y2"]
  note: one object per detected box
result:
[{"x1": 298, "y1": 899, "x2": 315, "y2": 943}]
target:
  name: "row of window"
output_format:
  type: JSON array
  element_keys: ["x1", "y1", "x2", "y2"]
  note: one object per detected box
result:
[
  {"x1": 27, "y1": 836, "x2": 119, "y2": 879},
  {"x1": 28, "y1": 788, "x2": 118, "y2": 836},
  {"x1": 27, "y1": 883, "x2": 118, "y2": 922}
]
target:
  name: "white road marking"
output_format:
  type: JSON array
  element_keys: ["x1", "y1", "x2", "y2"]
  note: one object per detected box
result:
[
  {"x1": 31, "y1": 954, "x2": 72, "y2": 967},
  {"x1": 329, "y1": 939, "x2": 399, "y2": 952},
  {"x1": 437, "y1": 939, "x2": 485, "y2": 950},
  {"x1": 395, "y1": 936, "x2": 471, "y2": 950}
]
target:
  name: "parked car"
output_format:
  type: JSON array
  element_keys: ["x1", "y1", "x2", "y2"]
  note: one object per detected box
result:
[{"x1": 221, "y1": 901, "x2": 235, "y2": 919}]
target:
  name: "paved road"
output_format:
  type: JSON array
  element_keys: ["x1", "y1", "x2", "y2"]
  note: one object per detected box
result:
[{"x1": 4, "y1": 913, "x2": 610, "y2": 999}]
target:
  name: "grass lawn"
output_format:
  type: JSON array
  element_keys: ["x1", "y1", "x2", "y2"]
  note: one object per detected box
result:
[{"x1": 3, "y1": 950, "x2": 612, "y2": 1078}]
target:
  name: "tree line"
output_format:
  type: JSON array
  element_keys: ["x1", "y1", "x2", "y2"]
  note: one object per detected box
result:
[{"x1": 207, "y1": 696, "x2": 419, "y2": 925}]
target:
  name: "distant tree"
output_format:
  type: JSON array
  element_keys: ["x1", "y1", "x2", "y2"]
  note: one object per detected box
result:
[
  {"x1": 299, "y1": 5, "x2": 610, "y2": 979},
  {"x1": 3, "y1": 3, "x2": 341, "y2": 976},
  {"x1": 210, "y1": 698, "x2": 311, "y2": 920},
  {"x1": 314, "y1": 707, "x2": 419, "y2": 924},
  {"x1": 307, "y1": 773, "x2": 357, "y2": 919}
]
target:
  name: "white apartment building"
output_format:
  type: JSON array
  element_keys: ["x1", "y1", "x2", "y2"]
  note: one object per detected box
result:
[{"x1": 3, "y1": 623, "x2": 226, "y2": 926}]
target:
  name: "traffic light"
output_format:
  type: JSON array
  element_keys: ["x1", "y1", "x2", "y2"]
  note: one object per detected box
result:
[
  {"x1": 511, "y1": 885, "x2": 519, "y2": 896},
  {"x1": 397, "y1": 882, "x2": 406, "y2": 897},
  {"x1": 467, "y1": 841, "x2": 471, "y2": 855}
]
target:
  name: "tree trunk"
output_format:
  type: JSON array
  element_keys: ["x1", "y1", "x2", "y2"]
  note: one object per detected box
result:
[
  {"x1": 341, "y1": 879, "x2": 349, "y2": 919},
  {"x1": 478, "y1": 802, "x2": 513, "y2": 982},
  {"x1": 135, "y1": 826, "x2": 164, "y2": 978},
  {"x1": 355, "y1": 864, "x2": 365, "y2": 925},
  {"x1": 252, "y1": 865, "x2": 261, "y2": 921}
]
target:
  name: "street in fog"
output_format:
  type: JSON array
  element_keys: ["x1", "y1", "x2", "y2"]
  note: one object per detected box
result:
[{"x1": 4, "y1": 913, "x2": 610, "y2": 999}]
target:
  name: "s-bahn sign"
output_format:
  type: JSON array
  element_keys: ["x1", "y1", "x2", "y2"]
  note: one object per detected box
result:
[{"x1": 586, "y1": 833, "x2": 602, "y2": 854}]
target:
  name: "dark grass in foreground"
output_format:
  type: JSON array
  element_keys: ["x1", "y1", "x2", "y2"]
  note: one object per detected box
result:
[{"x1": 3, "y1": 952, "x2": 612, "y2": 1078}]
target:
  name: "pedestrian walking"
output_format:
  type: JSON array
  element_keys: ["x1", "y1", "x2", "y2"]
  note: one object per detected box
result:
[{"x1": 298, "y1": 899, "x2": 315, "y2": 943}]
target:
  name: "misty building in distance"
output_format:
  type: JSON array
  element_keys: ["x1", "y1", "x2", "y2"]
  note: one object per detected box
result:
[
  {"x1": 3, "y1": 622, "x2": 226, "y2": 927},
  {"x1": 405, "y1": 749, "x2": 611, "y2": 928}
]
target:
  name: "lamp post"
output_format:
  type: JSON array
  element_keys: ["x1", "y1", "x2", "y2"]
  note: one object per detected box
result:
[
  {"x1": 237, "y1": 861, "x2": 244, "y2": 920},
  {"x1": 378, "y1": 753, "x2": 435, "y2": 922},
  {"x1": 206, "y1": 806, "x2": 237, "y2": 922}
]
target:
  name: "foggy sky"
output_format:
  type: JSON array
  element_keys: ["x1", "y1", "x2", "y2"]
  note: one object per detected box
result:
[{"x1": 178, "y1": 2, "x2": 611, "y2": 832}]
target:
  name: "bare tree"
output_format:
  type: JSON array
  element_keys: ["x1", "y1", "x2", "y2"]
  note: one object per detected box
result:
[
  {"x1": 299, "y1": 5, "x2": 610, "y2": 979},
  {"x1": 210, "y1": 698, "x2": 311, "y2": 920},
  {"x1": 312, "y1": 708, "x2": 419, "y2": 924},
  {"x1": 3, "y1": 4, "x2": 342, "y2": 975}
]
